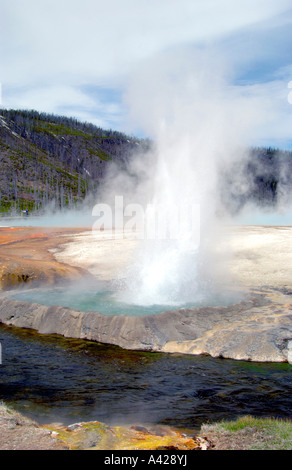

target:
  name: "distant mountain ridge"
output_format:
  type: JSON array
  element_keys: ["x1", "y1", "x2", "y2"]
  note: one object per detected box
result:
[{"x1": 0, "y1": 108, "x2": 291, "y2": 216}]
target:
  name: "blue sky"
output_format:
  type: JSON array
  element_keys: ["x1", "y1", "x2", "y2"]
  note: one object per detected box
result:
[{"x1": 1, "y1": 0, "x2": 292, "y2": 148}]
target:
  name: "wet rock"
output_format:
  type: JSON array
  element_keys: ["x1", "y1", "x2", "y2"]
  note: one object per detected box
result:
[
  {"x1": 45, "y1": 420, "x2": 202, "y2": 450},
  {"x1": 130, "y1": 425, "x2": 149, "y2": 433},
  {"x1": 67, "y1": 423, "x2": 83, "y2": 431},
  {"x1": 0, "y1": 288, "x2": 291, "y2": 363}
]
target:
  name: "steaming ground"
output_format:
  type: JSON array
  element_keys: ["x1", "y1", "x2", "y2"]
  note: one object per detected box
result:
[
  {"x1": 53, "y1": 225, "x2": 292, "y2": 291},
  {"x1": 0, "y1": 223, "x2": 291, "y2": 362},
  {"x1": 225, "y1": 225, "x2": 292, "y2": 289},
  {"x1": 52, "y1": 229, "x2": 139, "y2": 282}
]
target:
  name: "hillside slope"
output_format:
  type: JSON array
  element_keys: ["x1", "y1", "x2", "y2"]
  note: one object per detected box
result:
[
  {"x1": 0, "y1": 109, "x2": 148, "y2": 213},
  {"x1": 0, "y1": 108, "x2": 291, "y2": 216}
]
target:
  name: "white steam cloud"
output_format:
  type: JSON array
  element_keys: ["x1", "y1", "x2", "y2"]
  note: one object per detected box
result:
[{"x1": 98, "y1": 48, "x2": 268, "y2": 306}]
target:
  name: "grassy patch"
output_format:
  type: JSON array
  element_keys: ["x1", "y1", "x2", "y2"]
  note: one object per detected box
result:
[
  {"x1": 88, "y1": 147, "x2": 112, "y2": 161},
  {"x1": 201, "y1": 415, "x2": 292, "y2": 450},
  {"x1": 32, "y1": 122, "x2": 88, "y2": 137}
]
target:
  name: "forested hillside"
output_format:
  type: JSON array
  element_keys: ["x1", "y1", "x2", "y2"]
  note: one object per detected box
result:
[
  {"x1": 220, "y1": 146, "x2": 292, "y2": 214},
  {"x1": 0, "y1": 108, "x2": 291, "y2": 216},
  {"x1": 0, "y1": 109, "x2": 148, "y2": 213}
]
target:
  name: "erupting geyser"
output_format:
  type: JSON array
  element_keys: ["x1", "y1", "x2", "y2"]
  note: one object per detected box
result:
[{"x1": 99, "y1": 49, "x2": 263, "y2": 307}]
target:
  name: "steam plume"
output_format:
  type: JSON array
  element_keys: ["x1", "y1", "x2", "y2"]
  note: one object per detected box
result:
[{"x1": 99, "y1": 48, "x2": 267, "y2": 305}]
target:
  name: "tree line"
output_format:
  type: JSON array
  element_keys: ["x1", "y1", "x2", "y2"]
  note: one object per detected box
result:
[{"x1": 0, "y1": 108, "x2": 291, "y2": 216}]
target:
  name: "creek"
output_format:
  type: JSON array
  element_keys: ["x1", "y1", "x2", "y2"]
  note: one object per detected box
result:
[{"x1": 0, "y1": 323, "x2": 291, "y2": 431}]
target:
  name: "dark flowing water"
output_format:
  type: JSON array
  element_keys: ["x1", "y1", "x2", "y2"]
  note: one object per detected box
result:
[{"x1": 0, "y1": 324, "x2": 291, "y2": 431}]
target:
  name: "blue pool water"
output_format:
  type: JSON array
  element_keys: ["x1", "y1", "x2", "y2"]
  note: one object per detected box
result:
[{"x1": 10, "y1": 283, "x2": 244, "y2": 316}]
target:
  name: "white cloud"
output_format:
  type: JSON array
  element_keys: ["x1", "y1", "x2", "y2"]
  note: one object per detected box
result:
[
  {"x1": 3, "y1": 86, "x2": 95, "y2": 112},
  {"x1": 2, "y1": 84, "x2": 125, "y2": 130},
  {"x1": 227, "y1": 74, "x2": 292, "y2": 147},
  {"x1": 1, "y1": 0, "x2": 291, "y2": 86},
  {"x1": 1, "y1": 0, "x2": 292, "y2": 140}
]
